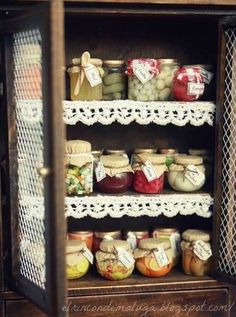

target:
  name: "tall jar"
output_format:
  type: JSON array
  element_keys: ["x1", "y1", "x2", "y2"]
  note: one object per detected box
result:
[
  {"x1": 168, "y1": 155, "x2": 206, "y2": 192},
  {"x1": 133, "y1": 153, "x2": 167, "y2": 194},
  {"x1": 65, "y1": 140, "x2": 93, "y2": 195},
  {"x1": 134, "y1": 238, "x2": 173, "y2": 277},
  {"x1": 156, "y1": 59, "x2": 179, "y2": 101},
  {"x1": 126, "y1": 59, "x2": 160, "y2": 101},
  {"x1": 94, "y1": 155, "x2": 133, "y2": 193},
  {"x1": 93, "y1": 230, "x2": 122, "y2": 253},
  {"x1": 181, "y1": 229, "x2": 213, "y2": 277},
  {"x1": 67, "y1": 52, "x2": 103, "y2": 101},
  {"x1": 102, "y1": 60, "x2": 126, "y2": 100}
]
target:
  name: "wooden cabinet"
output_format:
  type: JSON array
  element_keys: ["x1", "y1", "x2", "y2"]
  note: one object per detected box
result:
[{"x1": 0, "y1": 1, "x2": 236, "y2": 317}]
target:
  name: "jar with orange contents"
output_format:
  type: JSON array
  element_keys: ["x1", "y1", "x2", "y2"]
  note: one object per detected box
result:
[
  {"x1": 123, "y1": 230, "x2": 150, "y2": 250},
  {"x1": 68, "y1": 231, "x2": 93, "y2": 251}
]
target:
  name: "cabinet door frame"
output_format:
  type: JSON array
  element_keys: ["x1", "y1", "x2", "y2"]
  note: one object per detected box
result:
[{"x1": 0, "y1": 2, "x2": 67, "y2": 316}]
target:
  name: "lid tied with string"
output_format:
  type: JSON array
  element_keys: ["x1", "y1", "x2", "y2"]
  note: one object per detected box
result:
[
  {"x1": 65, "y1": 140, "x2": 92, "y2": 167},
  {"x1": 100, "y1": 155, "x2": 133, "y2": 177}
]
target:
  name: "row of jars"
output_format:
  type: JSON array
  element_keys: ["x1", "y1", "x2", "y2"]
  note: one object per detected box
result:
[
  {"x1": 67, "y1": 52, "x2": 213, "y2": 102},
  {"x1": 65, "y1": 140, "x2": 211, "y2": 196},
  {"x1": 66, "y1": 229, "x2": 213, "y2": 280}
]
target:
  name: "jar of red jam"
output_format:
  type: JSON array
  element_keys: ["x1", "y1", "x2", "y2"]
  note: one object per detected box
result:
[
  {"x1": 68, "y1": 231, "x2": 93, "y2": 251},
  {"x1": 133, "y1": 153, "x2": 167, "y2": 194},
  {"x1": 93, "y1": 230, "x2": 122, "y2": 253},
  {"x1": 172, "y1": 66, "x2": 205, "y2": 101},
  {"x1": 95, "y1": 155, "x2": 133, "y2": 193},
  {"x1": 124, "y1": 230, "x2": 150, "y2": 250}
]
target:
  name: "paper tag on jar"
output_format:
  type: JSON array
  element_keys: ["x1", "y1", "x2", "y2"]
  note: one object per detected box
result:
[
  {"x1": 185, "y1": 165, "x2": 205, "y2": 186},
  {"x1": 200, "y1": 68, "x2": 214, "y2": 85},
  {"x1": 154, "y1": 248, "x2": 169, "y2": 267},
  {"x1": 116, "y1": 247, "x2": 135, "y2": 269},
  {"x1": 187, "y1": 83, "x2": 205, "y2": 95},
  {"x1": 84, "y1": 63, "x2": 102, "y2": 87},
  {"x1": 133, "y1": 64, "x2": 153, "y2": 84},
  {"x1": 193, "y1": 240, "x2": 212, "y2": 261},
  {"x1": 82, "y1": 247, "x2": 94, "y2": 264},
  {"x1": 127, "y1": 232, "x2": 137, "y2": 250},
  {"x1": 170, "y1": 232, "x2": 181, "y2": 257},
  {"x1": 95, "y1": 162, "x2": 106, "y2": 182},
  {"x1": 142, "y1": 161, "x2": 157, "y2": 182}
]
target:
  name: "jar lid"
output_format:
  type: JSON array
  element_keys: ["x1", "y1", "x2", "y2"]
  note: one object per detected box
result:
[
  {"x1": 154, "y1": 228, "x2": 178, "y2": 234},
  {"x1": 160, "y1": 148, "x2": 178, "y2": 155},
  {"x1": 100, "y1": 239, "x2": 130, "y2": 252},
  {"x1": 184, "y1": 64, "x2": 212, "y2": 71},
  {"x1": 92, "y1": 150, "x2": 103, "y2": 157},
  {"x1": 188, "y1": 149, "x2": 210, "y2": 156},
  {"x1": 103, "y1": 60, "x2": 125, "y2": 66},
  {"x1": 139, "y1": 238, "x2": 171, "y2": 250},
  {"x1": 175, "y1": 155, "x2": 203, "y2": 165},
  {"x1": 134, "y1": 148, "x2": 157, "y2": 154},
  {"x1": 136, "y1": 153, "x2": 166, "y2": 164},
  {"x1": 105, "y1": 149, "x2": 127, "y2": 155},
  {"x1": 182, "y1": 229, "x2": 211, "y2": 242},
  {"x1": 94, "y1": 230, "x2": 121, "y2": 238},
  {"x1": 72, "y1": 57, "x2": 103, "y2": 67},
  {"x1": 158, "y1": 58, "x2": 178, "y2": 64},
  {"x1": 65, "y1": 140, "x2": 91, "y2": 154},
  {"x1": 100, "y1": 155, "x2": 129, "y2": 168},
  {"x1": 66, "y1": 240, "x2": 87, "y2": 253},
  {"x1": 125, "y1": 230, "x2": 149, "y2": 237},
  {"x1": 68, "y1": 231, "x2": 93, "y2": 235}
]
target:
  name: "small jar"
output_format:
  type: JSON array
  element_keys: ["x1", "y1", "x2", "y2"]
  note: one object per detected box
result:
[
  {"x1": 95, "y1": 155, "x2": 133, "y2": 193},
  {"x1": 124, "y1": 230, "x2": 150, "y2": 250},
  {"x1": 160, "y1": 148, "x2": 179, "y2": 167},
  {"x1": 172, "y1": 65, "x2": 205, "y2": 101},
  {"x1": 67, "y1": 52, "x2": 103, "y2": 101},
  {"x1": 96, "y1": 240, "x2": 134, "y2": 280},
  {"x1": 65, "y1": 140, "x2": 93, "y2": 195},
  {"x1": 133, "y1": 153, "x2": 167, "y2": 194},
  {"x1": 156, "y1": 59, "x2": 179, "y2": 101},
  {"x1": 66, "y1": 240, "x2": 91, "y2": 279},
  {"x1": 105, "y1": 149, "x2": 128, "y2": 159},
  {"x1": 152, "y1": 228, "x2": 181, "y2": 266},
  {"x1": 126, "y1": 59, "x2": 160, "y2": 101},
  {"x1": 102, "y1": 60, "x2": 126, "y2": 100},
  {"x1": 168, "y1": 155, "x2": 206, "y2": 192},
  {"x1": 68, "y1": 231, "x2": 93, "y2": 251},
  {"x1": 93, "y1": 230, "x2": 122, "y2": 253},
  {"x1": 181, "y1": 229, "x2": 213, "y2": 277},
  {"x1": 134, "y1": 238, "x2": 173, "y2": 277},
  {"x1": 188, "y1": 149, "x2": 212, "y2": 180}
]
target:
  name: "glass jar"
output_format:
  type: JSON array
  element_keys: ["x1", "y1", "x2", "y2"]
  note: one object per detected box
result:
[
  {"x1": 156, "y1": 59, "x2": 179, "y2": 101},
  {"x1": 65, "y1": 140, "x2": 93, "y2": 195},
  {"x1": 93, "y1": 230, "x2": 122, "y2": 253},
  {"x1": 152, "y1": 228, "x2": 181, "y2": 266},
  {"x1": 172, "y1": 65, "x2": 205, "y2": 101},
  {"x1": 124, "y1": 230, "x2": 150, "y2": 250},
  {"x1": 67, "y1": 52, "x2": 103, "y2": 101},
  {"x1": 94, "y1": 155, "x2": 133, "y2": 193},
  {"x1": 126, "y1": 59, "x2": 160, "y2": 101},
  {"x1": 96, "y1": 240, "x2": 134, "y2": 280},
  {"x1": 134, "y1": 238, "x2": 173, "y2": 277},
  {"x1": 188, "y1": 149, "x2": 212, "y2": 180},
  {"x1": 68, "y1": 231, "x2": 93, "y2": 251},
  {"x1": 133, "y1": 153, "x2": 167, "y2": 194},
  {"x1": 66, "y1": 240, "x2": 91, "y2": 279},
  {"x1": 181, "y1": 229, "x2": 213, "y2": 277},
  {"x1": 105, "y1": 149, "x2": 128, "y2": 159},
  {"x1": 102, "y1": 60, "x2": 126, "y2": 100},
  {"x1": 168, "y1": 155, "x2": 206, "y2": 192}
]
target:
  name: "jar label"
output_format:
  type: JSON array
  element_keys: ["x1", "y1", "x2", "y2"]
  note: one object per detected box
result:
[
  {"x1": 187, "y1": 83, "x2": 205, "y2": 95},
  {"x1": 82, "y1": 247, "x2": 94, "y2": 264},
  {"x1": 193, "y1": 240, "x2": 212, "y2": 261},
  {"x1": 127, "y1": 232, "x2": 137, "y2": 250},
  {"x1": 84, "y1": 63, "x2": 102, "y2": 87},
  {"x1": 95, "y1": 162, "x2": 106, "y2": 182},
  {"x1": 142, "y1": 161, "x2": 157, "y2": 182},
  {"x1": 200, "y1": 68, "x2": 214, "y2": 85},
  {"x1": 133, "y1": 64, "x2": 153, "y2": 84},
  {"x1": 185, "y1": 164, "x2": 205, "y2": 186},
  {"x1": 170, "y1": 232, "x2": 181, "y2": 257},
  {"x1": 116, "y1": 247, "x2": 135, "y2": 269},
  {"x1": 154, "y1": 248, "x2": 170, "y2": 267}
]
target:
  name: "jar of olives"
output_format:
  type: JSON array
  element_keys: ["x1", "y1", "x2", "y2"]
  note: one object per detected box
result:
[
  {"x1": 156, "y1": 59, "x2": 179, "y2": 101},
  {"x1": 102, "y1": 60, "x2": 126, "y2": 100}
]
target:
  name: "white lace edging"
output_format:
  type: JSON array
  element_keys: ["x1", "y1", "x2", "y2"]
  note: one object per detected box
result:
[{"x1": 65, "y1": 193, "x2": 213, "y2": 219}]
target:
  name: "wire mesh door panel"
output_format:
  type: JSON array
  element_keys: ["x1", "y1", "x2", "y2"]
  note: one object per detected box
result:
[{"x1": 3, "y1": 3, "x2": 66, "y2": 316}]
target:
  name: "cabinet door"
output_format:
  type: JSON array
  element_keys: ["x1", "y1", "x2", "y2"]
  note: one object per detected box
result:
[
  {"x1": 1, "y1": 2, "x2": 66, "y2": 317},
  {"x1": 213, "y1": 17, "x2": 236, "y2": 285}
]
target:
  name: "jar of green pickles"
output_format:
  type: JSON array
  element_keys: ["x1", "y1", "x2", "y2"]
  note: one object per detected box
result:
[
  {"x1": 65, "y1": 140, "x2": 93, "y2": 195},
  {"x1": 102, "y1": 60, "x2": 126, "y2": 100}
]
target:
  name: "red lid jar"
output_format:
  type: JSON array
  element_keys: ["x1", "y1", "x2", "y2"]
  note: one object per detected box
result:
[
  {"x1": 172, "y1": 66, "x2": 205, "y2": 101},
  {"x1": 94, "y1": 155, "x2": 133, "y2": 193},
  {"x1": 132, "y1": 153, "x2": 167, "y2": 194}
]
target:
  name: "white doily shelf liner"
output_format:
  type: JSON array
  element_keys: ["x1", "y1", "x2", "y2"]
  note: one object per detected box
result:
[
  {"x1": 65, "y1": 192, "x2": 213, "y2": 219},
  {"x1": 17, "y1": 100, "x2": 216, "y2": 126}
]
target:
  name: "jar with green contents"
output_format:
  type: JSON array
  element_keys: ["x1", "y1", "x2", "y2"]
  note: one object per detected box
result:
[
  {"x1": 65, "y1": 140, "x2": 93, "y2": 195},
  {"x1": 102, "y1": 60, "x2": 126, "y2": 100}
]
